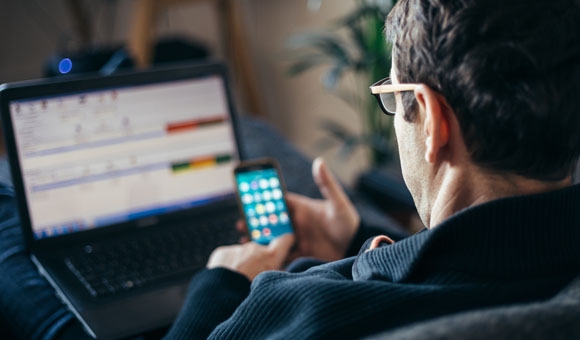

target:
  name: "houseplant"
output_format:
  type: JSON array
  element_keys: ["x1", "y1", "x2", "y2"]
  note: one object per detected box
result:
[
  {"x1": 288, "y1": 0, "x2": 398, "y2": 166},
  {"x1": 288, "y1": 0, "x2": 417, "y2": 227}
]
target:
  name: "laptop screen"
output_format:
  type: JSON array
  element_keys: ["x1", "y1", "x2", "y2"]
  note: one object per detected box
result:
[{"x1": 8, "y1": 75, "x2": 239, "y2": 239}]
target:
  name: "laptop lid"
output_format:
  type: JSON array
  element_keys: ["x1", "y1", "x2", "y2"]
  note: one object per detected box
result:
[{"x1": 0, "y1": 62, "x2": 243, "y2": 253}]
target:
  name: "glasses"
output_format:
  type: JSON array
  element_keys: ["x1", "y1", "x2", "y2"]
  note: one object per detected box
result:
[{"x1": 369, "y1": 77, "x2": 419, "y2": 115}]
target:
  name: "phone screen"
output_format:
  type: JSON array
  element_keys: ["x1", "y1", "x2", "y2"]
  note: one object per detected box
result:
[{"x1": 235, "y1": 166, "x2": 293, "y2": 245}]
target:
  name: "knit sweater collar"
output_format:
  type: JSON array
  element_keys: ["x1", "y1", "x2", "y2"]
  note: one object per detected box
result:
[{"x1": 352, "y1": 184, "x2": 580, "y2": 283}]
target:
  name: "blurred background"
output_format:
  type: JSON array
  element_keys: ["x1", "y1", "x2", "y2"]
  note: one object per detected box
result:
[
  {"x1": 1, "y1": 0, "x2": 578, "y2": 233},
  {"x1": 0, "y1": 0, "x2": 398, "y2": 186}
]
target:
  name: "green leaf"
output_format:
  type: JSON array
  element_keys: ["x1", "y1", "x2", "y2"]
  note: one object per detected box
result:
[
  {"x1": 323, "y1": 63, "x2": 347, "y2": 90},
  {"x1": 287, "y1": 55, "x2": 329, "y2": 76},
  {"x1": 338, "y1": 136, "x2": 365, "y2": 159},
  {"x1": 286, "y1": 34, "x2": 352, "y2": 65},
  {"x1": 314, "y1": 136, "x2": 340, "y2": 153},
  {"x1": 285, "y1": 0, "x2": 401, "y2": 166},
  {"x1": 319, "y1": 119, "x2": 355, "y2": 141}
]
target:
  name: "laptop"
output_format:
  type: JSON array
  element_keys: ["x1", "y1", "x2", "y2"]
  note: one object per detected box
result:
[{"x1": 0, "y1": 62, "x2": 244, "y2": 339}]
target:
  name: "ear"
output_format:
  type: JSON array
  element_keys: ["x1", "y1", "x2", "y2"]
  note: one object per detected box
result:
[{"x1": 413, "y1": 85, "x2": 450, "y2": 164}]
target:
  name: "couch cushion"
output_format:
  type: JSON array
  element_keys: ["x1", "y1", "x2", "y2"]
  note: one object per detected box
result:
[{"x1": 366, "y1": 276, "x2": 580, "y2": 340}]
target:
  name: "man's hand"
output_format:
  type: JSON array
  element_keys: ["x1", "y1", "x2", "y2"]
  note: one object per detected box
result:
[
  {"x1": 207, "y1": 233, "x2": 295, "y2": 281},
  {"x1": 237, "y1": 158, "x2": 360, "y2": 262},
  {"x1": 286, "y1": 158, "x2": 360, "y2": 261}
]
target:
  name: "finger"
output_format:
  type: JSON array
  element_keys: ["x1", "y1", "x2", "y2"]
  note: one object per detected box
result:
[
  {"x1": 236, "y1": 219, "x2": 247, "y2": 233},
  {"x1": 312, "y1": 157, "x2": 350, "y2": 205},
  {"x1": 269, "y1": 233, "x2": 296, "y2": 262},
  {"x1": 283, "y1": 193, "x2": 309, "y2": 237},
  {"x1": 236, "y1": 220, "x2": 250, "y2": 244},
  {"x1": 285, "y1": 192, "x2": 299, "y2": 210},
  {"x1": 285, "y1": 192, "x2": 310, "y2": 214}
]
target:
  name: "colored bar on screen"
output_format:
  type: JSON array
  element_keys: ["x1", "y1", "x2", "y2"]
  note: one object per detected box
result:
[
  {"x1": 190, "y1": 156, "x2": 216, "y2": 168},
  {"x1": 166, "y1": 116, "x2": 226, "y2": 134},
  {"x1": 171, "y1": 153, "x2": 232, "y2": 173},
  {"x1": 216, "y1": 154, "x2": 232, "y2": 164}
]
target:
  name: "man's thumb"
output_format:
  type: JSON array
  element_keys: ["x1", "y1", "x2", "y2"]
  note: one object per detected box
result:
[
  {"x1": 269, "y1": 233, "x2": 295, "y2": 260},
  {"x1": 312, "y1": 157, "x2": 349, "y2": 205}
]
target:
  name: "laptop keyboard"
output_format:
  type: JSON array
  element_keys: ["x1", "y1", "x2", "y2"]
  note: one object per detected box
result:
[{"x1": 64, "y1": 212, "x2": 239, "y2": 297}]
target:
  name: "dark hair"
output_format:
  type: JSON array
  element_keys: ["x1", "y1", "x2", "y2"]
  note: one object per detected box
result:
[{"x1": 386, "y1": 0, "x2": 580, "y2": 181}]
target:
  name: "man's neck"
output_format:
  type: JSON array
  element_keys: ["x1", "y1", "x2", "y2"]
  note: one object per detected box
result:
[{"x1": 427, "y1": 166, "x2": 572, "y2": 228}]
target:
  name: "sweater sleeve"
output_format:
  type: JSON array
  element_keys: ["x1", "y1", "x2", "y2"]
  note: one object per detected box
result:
[{"x1": 163, "y1": 268, "x2": 251, "y2": 340}]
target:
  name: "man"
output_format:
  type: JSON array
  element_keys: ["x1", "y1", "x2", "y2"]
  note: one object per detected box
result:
[
  {"x1": 162, "y1": 0, "x2": 580, "y2": 338},
  {"x1": 2, "y1": 0, "x2": 580, "y2": 339}
]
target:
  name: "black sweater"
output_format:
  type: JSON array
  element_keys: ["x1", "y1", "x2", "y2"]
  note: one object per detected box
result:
[{"x1": 164, "y1": 184, "x2": 580, "y2": 339}]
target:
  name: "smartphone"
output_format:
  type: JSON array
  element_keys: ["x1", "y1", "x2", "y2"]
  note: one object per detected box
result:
[{"x1": 234, "y1": 158, "x2": 294, "y2": 245}]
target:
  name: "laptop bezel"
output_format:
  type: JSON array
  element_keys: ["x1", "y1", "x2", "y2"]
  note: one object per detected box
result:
[{"x1": 0, "y1": 61, "x2": 245, "y2": 253}]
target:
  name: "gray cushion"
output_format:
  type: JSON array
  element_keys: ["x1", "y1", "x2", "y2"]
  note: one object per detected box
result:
[{"x1": 366, "y1": 276, "x2": 580, "y2": 340}]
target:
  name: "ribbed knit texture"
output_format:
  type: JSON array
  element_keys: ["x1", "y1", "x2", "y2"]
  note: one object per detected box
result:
[
  {"x1": 164, "y1": 184, "x2": 580, "y2": 340},
  {"x1": 164, "y1": 268, "x2": 251, "y2": 340}
]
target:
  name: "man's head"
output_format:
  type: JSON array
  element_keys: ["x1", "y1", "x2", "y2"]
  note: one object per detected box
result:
[{"x1": 383, "y1": 0, "x2": 580, "y2": 224}]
